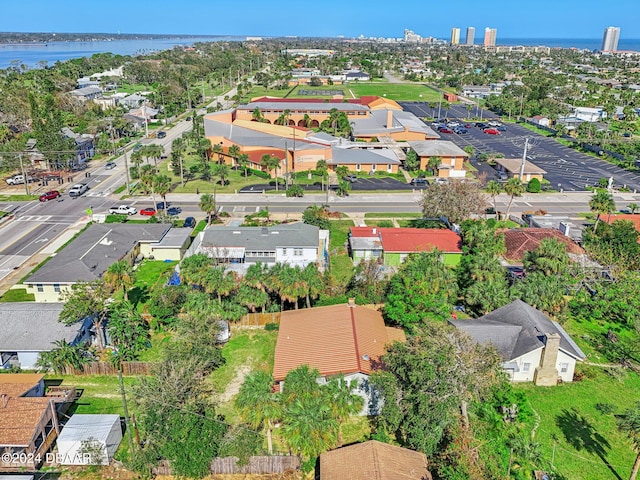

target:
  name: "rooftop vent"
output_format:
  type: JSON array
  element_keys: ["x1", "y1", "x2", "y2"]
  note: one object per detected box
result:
[{"x1": 362, "y1": 354, "x2": 370, "y2": 361}]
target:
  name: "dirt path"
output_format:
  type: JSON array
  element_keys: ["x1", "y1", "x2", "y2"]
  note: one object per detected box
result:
[{"x1": 218, "y1": 364, "x2": 252, "y2": 403}]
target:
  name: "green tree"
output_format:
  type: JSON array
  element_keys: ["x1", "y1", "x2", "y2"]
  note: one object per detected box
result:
[
  {"x1": 302, "y1": 204, "x2": 331, "y2": 230},
  {"x1": 60, "y1": 280, "x2": 110, "y2": 349},
  {"x1": 326, "y1": 375, "x2": 363, "y2": 446},
  {"x1": 227, "y1": 144, "x2": 241, "y2": 166},
  {"x1": 504, "y1": 177, "x2": 525, "y2": 219},
  {"x1": 404, "y1": 149, "x2": 419, "y2": 172},
  {"x1": 103, "y1": 260, "x2": 135, "y2": 301},
  {"x1": 199, "y1": 193, "x2": 216, "y2": 225},
  {"x1": 237, "y1": 153, "x2": 250, "y2": 177},
  {"x1": 589, "y1": 190, "x2": 616, "y2": 233},
  {"x1": 180, "y1": 253, "x2": 215, "y2": 287},
  {"x1": 107, "y1": 301, "x2": 150, "y2": 361},
  {"x1": 384, "y1": 251, "x2": 458, "y2": 329},
  {"x1": 628, "y1": 203, "x2": 639, "y2": 215},
  {"x1": 618, "y1": 402, "x2": 640, "y2": 480},
  {"x1": 427, "y1": 156, "x2": 440, "y2": 175},
  {"x1": 523, "y1": 237, "x2": 570, "y2": 277},
  {"x1": 235, "y1": 371, "x2": 281, "y2": 454},
  {"x1": 301, "y1": 264, "x2": 324, "y2": 308},
  {"x1": 316, "y1": 159, "x2": 329, "y2": 191},
  {"x1": 485, "y1": 180, "x2": 502, "y2": 215},
  {"x1": 153, "y1": 174, "x2": 172, "y2": 211},
  {"x1": 527, "y1": 177, "x2": 541, "y2": 193},
  {"x1": 510, "y1": 272, "x2": 567, "y2": 315},
  {"x1": 260, "y1": 154, "x2": 282, "y2": 191},
  {"x1": 37, "y1": 340, "x2": 90, "y2": 373},
  {"x1": 583, "y1": 220, "x2": 640, "y2": 270},
  {"x1": 420, "y1": 181, "x2": 487, "y2": 224}
]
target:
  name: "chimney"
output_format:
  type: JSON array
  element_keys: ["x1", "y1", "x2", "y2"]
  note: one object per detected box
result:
[
  {"x1": 1, "y1": 393, "x2": 7, "y2": 408},
  {"x1": 347, "y1": 298, "x2": 356, "y2": 307},
  {"x1": 387, "y1": 110, "x2": 393, "y2": 128},
  {"x1": 534, "y1": 333, "x2": 561, "y2": 386}
]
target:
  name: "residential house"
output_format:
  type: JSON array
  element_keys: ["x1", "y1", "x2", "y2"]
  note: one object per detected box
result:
[
  {"x1": 61, "y1": 127, "x2": 95, "y2": 164},
  {"x1": 320, "y1": 440, "x2": 432, "y2": 480},
  {"x1": 344, "y1": 70, "x2": 371, "y2": 82},
  {"x1": 501, "y1": 228, "x2": 585, "y2": 263},
  {"x1": 273, "y1": 302, "x2": 405, "y2": 415},
  {"x1": 23, "y1": 224, "x2": 174, "y2": 302},
  {"x1": 493, "y1": 157, "x2": 547, "y2": 182},
  {"x1": 573, "y1": 106, "x2": 604, "y2": 122},
  {"x1": 461, "y1": 85, "x2": 492, "y2": 99},
  {"x1": 119, "y1": 93, "x2": 147, "y2": 109},
  {"x1": 531, "y1": 115, "x2": 550, "y2": 127},
  {"x1": 349, "y1": 226, "x2": 462, "y2": 266},
  {"x1": 601, "y1": 213, "x2": 640, "y2": 238},
  {"x1": 409, "y1": 140, "x2": 468, "y2": 178},
  {"x1": 0, "y1": 374, "x2": 61, "y2": 469},
  {"x1": 69, "y1": 86, "x2": 103, "y2": 102},
  {"x1": 186, "y1": 222, "x2": 329, "y2": 274},
  {"x1": 0, "y1": 303, "x2": 94, "y2": 369},
  {"x1": 450, "y1": 300, "x2": 586, "y2": 384}
]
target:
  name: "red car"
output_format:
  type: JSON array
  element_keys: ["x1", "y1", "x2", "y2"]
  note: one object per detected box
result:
[
  {"x1": 140, "y1": 208, "x2": 157, "y2": 216},
  {"x1": 438, "y1": 127, "x2": 454, "y2": 134},
  {"x1": 39, "y1": 190, "x2": 61, "y2": 202},
  {"x1": 484, "y1": 128, "x2": 500, "y2": 135}
]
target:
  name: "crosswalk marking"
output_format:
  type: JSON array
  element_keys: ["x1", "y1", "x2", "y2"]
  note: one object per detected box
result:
[{"x1": 15, "y1": 215, "x2": 51, "y2": 222}]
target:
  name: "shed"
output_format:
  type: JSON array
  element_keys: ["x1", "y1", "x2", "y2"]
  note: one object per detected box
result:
[{"x1": 56, "y1": 414, "x2": 122, "y2": 465}]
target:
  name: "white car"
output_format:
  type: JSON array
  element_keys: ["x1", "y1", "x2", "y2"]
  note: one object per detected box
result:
[
  {"x1": 68, "y1": 183, "x2": 89, "y2": 197},
  {"x1": 109, "y1": 205, "x2": 137, "y2": 215}
]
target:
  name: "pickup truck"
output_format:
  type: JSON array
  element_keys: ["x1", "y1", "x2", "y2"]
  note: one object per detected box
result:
[
  {"x1": 109, "y1": 205, "x2": 137, "y2": 215},
  {"x1": 6, "y1": 174, "x2": 37, "y2": 185}
]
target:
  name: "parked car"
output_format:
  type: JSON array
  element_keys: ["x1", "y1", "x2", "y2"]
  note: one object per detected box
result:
[
  {"x1": 167, "y1": 206, "x2": 182, "y2": 216},
  {"x1": 6, "y1": 174, "x2": 37, "y2": 185},
  {"x1": 434, "y1": 177, "x2": 448, "y2": 185},
  {"x1": 133, "y1": 143, "x2": 143, "y2": 152},
  {"x1": 410, "y1": 178, "x2": 429, "y2": 186},
  {"x1": 496, "y1": 171, "x2": 508, "y2": 180},
  {"x1": 484, "y1": 128, "x2": 500, "y2": 135},
  {"x1": 447, "y1": 121, "x2": 460, "y2": 128},
  {"x1": 39, "y1": 190, "x2": 61, "y2": 202},
  {"x1": 104, "y1": 162, "x2": 117, "y2": 170},
  {"x1": 109, "y1": 205, "x2": 137, "y2": 215},
  {"x1": 68, "y1": 183, "x2": 89, "y2": 198},
  {"x1": 186, "y1": 116, "x2": 192, "y2": 121},
  {"x1": 183, "y1": 216, "x2": 196, "y2": 228},
  {"x1": 70, "y1": 162, "x2": 87, "y2": 171},
  {"x1": 475, "y1": 122, "x2": 488, "y2": 129},
  {"x1": 140, "y1": 208, "x2": 157, "y2": 216},
  {"x1": 343, "y1": 174, "x2": 357, "y2": 183},
  {"x1": 453, "y1": 127, "x2": 468, "y2": 134},
  {"x1": 438, "y1": 127, "x2": 454, "y2": 134},
  {"x1": 496, "y1": 125, "x2": 507, "y2": 132},
  {"x1": 157, "y1": 131, "x2": 167, "y2": 139}
]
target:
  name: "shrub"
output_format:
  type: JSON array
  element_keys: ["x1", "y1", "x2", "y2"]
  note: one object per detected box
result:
[
  {"x1": 286, "y1": 185, "x2": 304, "y2": 197},
  {"x1": 105, "y1": 214, "x2": 128, "y2": 223},
  {"x1": 264, "y1": 322, "x2": 279, "y2": 331},
  {"x1": 375, "y1": 220, "x2": 394, "y2": 228},
  {"x1": 247, "y1": 168, "x2": 270, "y2": 179},
  {"x1": 527, "y1": 178, "x2": 541, "y2": 193}
]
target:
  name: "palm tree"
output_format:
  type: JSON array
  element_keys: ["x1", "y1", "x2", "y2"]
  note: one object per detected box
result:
[
  {"x1": 211, "y1": 143, "x2": 224, "y2": 164},
  {"x1": 153, "y1": 175, "x2": 172, "y2": 213},
  {"x1": 180, "y1": 253, "x2": 214, "y2": 287},
  {"x1": 37, "y1": 340, "x2": 89, "y2": 373},
  {"x1": 589, "y1": 190, "x2": 615, "y2": 232},
  {"x1": 629, "y1": 203, "x2": 639, "y2": 214},
  {"x1": 145, "y1": 144, "x2": 164, "y2": 168},
  {"x1": 463, "y1": 145, "x2": 476, "y2": 158},
  {"x1": 139, "y1": 164, "x2": 156, "y2": 195},
  {"x1": 427, "y1": 156, "x2": 440, "y2": 175},
  {"x1": 244, "y1": 262, "x2": 270, "y2": 291},
  {"x1": 301, "y1": 264, "x2": 324, "y2": 308},
  {"x1": 260, "y1": 154, "x2": 282, "y2": 192},
  {"x1": 103, "y1": 260, "x2": 135, "y2": 301},
  {"x1": 228, "y1": 144, "x2": 240, "y2": 167},
  {"x1": 199, "y1": 193, "x2": 216, "y2": 225},
  {"x1": 504, "y1": 177, "x2": 525, "y2": 219},
  {"x1": 326, "y1": 375, "x2": 364, "y2": 446},
  {"x1": 523, "y1": 238, "x2": 570, "y2": 276},
  {"x1": 237, "y1": 153, "x2": 250, "y2": 177},
  {"x1": 316, "y1": 159, "x2": 328, "y2": 191},
  {"x1": 485, "y1": 180, "x2": 502, "y2": 215},
  {"x1": 235, "y1": 371, "x2": 281, "y2": 455},
  {"x1": 618, "y1": 402, "x2": 640, "y2": 480},
  {"x1": 236, "y1": 284, "x2": 269, "y2": 313}
]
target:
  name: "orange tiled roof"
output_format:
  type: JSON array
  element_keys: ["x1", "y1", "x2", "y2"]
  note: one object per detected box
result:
[
  {"x1": 273, "y1": 304, "x2": 404, "y2": 381},
  {"x1": 602, "y1": 213, "x2": 640, "y2": 233},
  {"x1": 502, "y1": 228, "x2": 584, "y2": 261}
]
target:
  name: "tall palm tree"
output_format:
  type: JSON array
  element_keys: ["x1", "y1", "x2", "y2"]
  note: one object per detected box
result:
[
  {"x1": 37, "y1": 340, "x2": 89, "y2": 373},
  {"x1": 316, "y1": 159, "x2": 328, "y2": 191},
  {"x1": 235, "y1": 371, "x2": 281, "y2": 455},
  {"x1": 301, "y1": 264, "x2": 324, "y2": 308},
  {"x1": 145, "y1": 144, "x2": 164, "y2": 168},
  {"x1": 523, "y1": 238, "x2": 570, "y2": 276},
  {"x1": 139, "y1": 164, "x2": 156, "y2": 195},
  {"x1": 237, "y1": 153, "x2": 250, "y2": 177},
  {"x1": 228, "y1": 144, "x2": 241, "y2": 167},
  {"x1": 326, "y1": 375, "x2": 364, "y2": 446},
  {"x1": 504, "y1": 177, "x2": 525, "y2": 219},
  {"x1": 589, "y1": 190, "x2": 616, "y2": 233},
  {"x1": 236, "y1": 284, "x2": 269, "y2": 313},
  {"x1": 244, "y1": 262, "x2": 270, "y2": 291},
  {"x1": 211, "y1": 143, "x2": 224, "y2": 164},
  {"x1": 485, "y1": 180, "x2": 502, "y2": 215},
  {"x1": 427, "y1": 156, "x2": 440, "y2": 175},
  {"x1": 618, "y1": 402, "x2": 640, "y2": 480},
  {"x1": 103, "y1": 260, "x2": 135, "y2": 301},
  {"x1": 199, "y1": 193, "x2": 216, "y2": 225},
  {"x1": 153, "y1": 175, "x2": 172, "y2": 213},
  {"x1": 260, "y1": 154, "x2": 282, "y2": 192},
  {"x1": 180, "y1": 253, "x2": 214, "y2": 287}
]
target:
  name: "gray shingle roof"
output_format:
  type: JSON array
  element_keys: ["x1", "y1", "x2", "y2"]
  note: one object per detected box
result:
[
  {"x1": 198, "y1": 222, "x2": 320, "y2": 251},
  {"x1": 0, "y1": 303, "x2": 83, "y2": 351},
  {"x1": 409, "y1": 140, "x2": 469, "y2": 157},
  {"x1": 25, "y1": 224, "x2": 171, "y2": 284},
  {"x1": 330, "y1": 147, "x2": 400, "y2": 165},
  {"x1": 450, "y1": 300, "x2": 585, "y2": 360}
]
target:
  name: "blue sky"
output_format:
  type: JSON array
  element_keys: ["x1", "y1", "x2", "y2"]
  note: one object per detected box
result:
[{"x1": 2, "y1": 0, "x2": 639, "y2": 39}]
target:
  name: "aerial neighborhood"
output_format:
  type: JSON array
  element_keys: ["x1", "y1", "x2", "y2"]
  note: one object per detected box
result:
[{"x1": 1, "y1": 19, "x2": 640, "y2": 480}]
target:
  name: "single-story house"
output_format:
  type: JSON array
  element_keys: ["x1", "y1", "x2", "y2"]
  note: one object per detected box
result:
[
  {"x1": 493, "y1": 157, "x2": 547, "y2": 182},
  {"x1": 147, "y1": 227, "x2": 192, "y2": 261},
  {"x1": 461, "y1": 85, "x2": 492, "y2": 99},
  {"x1": 409, "y1": 140, "x2": 468, "y2": 178},
  {"x1": 273, "y1": 302, "x2": 405, "y2": 415},
  {"x1": 56, "y1": 414, "x2": 122, "y2": 465},
  {"x1": 349, "y1": 226, "x2": 462, "y2": 266},
  {"x1": 601, "y1": 213, "x2": 640, "y2": 239},
  {"x1": 23, "y1": 224, "x2": 174, "y2": 302},
  {"x1": 531, "y1": 115, "x2": 550, "y2": 127},
  {"x1": 320, "y1": 440, "x2": 432, "y2": 480},
  {"x1": 69, "y1": 86, "x2": 103, "y2": 101},
  {"x1": 450, "y1": 300, "x2": 585, "y2": 384},
  {"x1": 500, "y1": 228, "x2": 585, "y2": 262},
  {"x1": 185, "y1": 222, "x2": 329, "y2": 274},
  {"x1": 329, "y1": 147, "x2": 401, "y2": 174},
  {"x1": 0, "y1": 374, "x2": 61, "y2": 469},
  {"x1": 0, "y1": 303, "x2": 94, "y2": 369}
]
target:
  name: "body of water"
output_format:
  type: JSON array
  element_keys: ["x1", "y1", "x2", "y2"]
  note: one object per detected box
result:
[
  {"x1": 0, "y1": 36, "x2": 243, "y2": 69},
  {"x1": 498, "y1": 37, "x2": 640, "y2": 51}
]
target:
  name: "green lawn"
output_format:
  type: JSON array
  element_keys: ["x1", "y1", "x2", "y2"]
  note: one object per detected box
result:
[
  {"x1": 209, "y1": 328, "x2": 278, "y2": 422},
  {"x1": 239, "y1": 85, "x2": 293, "y2": 103},
  {"x1": 515, "y1": 367, "x2": 640, "y2": 480},
  {"x1": 364, "y1": 212, "x2": 421, "y2": 218},
  {"x1": 48, "y1": 375, "x2": 136, "y2": 416},
  {"x1": 0, "y1": 288, "x2": 35, "y2": 302},
  {"x1": 365, "y1": 220, "x2": 395, "y2": 227},
  {"x1": 129, "y1": 260, "x2": 177, "y2": 308},
  {"x1": 329, "y1": 220, "x2": 355, "y2": 285},
  {"x1": 348, "y1": 83, "x2": 442, "y2": 102}
]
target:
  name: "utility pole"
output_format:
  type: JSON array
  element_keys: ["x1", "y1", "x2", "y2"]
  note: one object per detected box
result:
[
  {"x1": 519, "y1": 137, "x2": 530, "y2": 181},
  {"x1": 18, "y1": 153, "x2": 30, "y2": 195},
  {"x1": 141, "y1": 104, "x2": 149, "y2": 139},
  {"x1": 123, "y1": 145, "x2": 131, "y2": 195},
  {"x1": 118, "y1": 368, "x2": 135, "y2": 452}
]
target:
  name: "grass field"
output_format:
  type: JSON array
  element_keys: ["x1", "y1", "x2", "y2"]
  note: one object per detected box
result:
[
  {"x1": 0, "y1": 288, "x2": 35, "y2": 302},
  {"x1": 48, "y1": 375, "x2": 136, "y2": 416},
  {"x1": 515, "y1": 366, "x2": 640, "y2": 480},
  {"x1": 329, "y1": 219, "x2": 355, "y2": 285},
  {"x1": 348, "y1": 82, "x2": 442, "y2": 102}
]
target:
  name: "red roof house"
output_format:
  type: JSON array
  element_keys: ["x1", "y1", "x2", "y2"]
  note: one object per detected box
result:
[{"x1": 501, "y1": 228, "x2": 585, "y2": 262}]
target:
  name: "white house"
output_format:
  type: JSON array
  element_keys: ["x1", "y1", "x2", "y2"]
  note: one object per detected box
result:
[
  {"x1": 186, "y1": 222, "x2": 329, "y2": 274},
  {"x1": 573, "y1": 106, "x2": 604, "y2": 122},
  {"x1": 450, "y1": 300, "x2": 585, "y2": 385},
  {"x1": 273, "y1": 302, "x2": 405, "y2": 415},
  {"x1": 56, "y1": 414, "x2": 122, "y2": 465}
]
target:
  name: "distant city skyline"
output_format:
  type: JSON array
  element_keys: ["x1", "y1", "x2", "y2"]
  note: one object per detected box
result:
[{"x1": 2, "y1": 0, "x2": 640, "y2": 39}]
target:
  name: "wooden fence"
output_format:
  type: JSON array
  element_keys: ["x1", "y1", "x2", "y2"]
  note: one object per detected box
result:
[
  {"x1": 236, "y1": 311, "x2": 281, "y2": 327},
  {"x1": 61, "y1": 361, "x2": 155, "y2": 376},
  {"x1": 152, "y1": 456, "x2": 300, "y2": 476}
]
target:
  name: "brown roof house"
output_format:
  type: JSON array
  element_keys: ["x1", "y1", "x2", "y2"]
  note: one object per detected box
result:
[
  {"x1": 501, "y1": 228, "x2": 585, "y2": 262},
  {"x1": 0, "y1": 374, "x2": 61, "y2": 469},
  {"x1": 320, "y1": 440, "x2": 432, "y2": 480},
  {"x1": 273, "y1": 302, "x2": 405, "y2": 415}
]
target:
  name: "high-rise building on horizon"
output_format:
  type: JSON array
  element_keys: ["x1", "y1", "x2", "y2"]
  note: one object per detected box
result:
[
  {"x1": 465, "y1": 27, "x2": 475, "y2": 45},
  {"x1": 450, "y1": 28, "x2": 460, "y2": 45},
  {"x1": 404, "y1": 29, "x2": 422, "y2": 43},
  {"x1": 601, "y1": 26, "x2": 620, "y2": 51},
  {"x1": 483, "y1": 27, "x2": 497, "y2": 47}
]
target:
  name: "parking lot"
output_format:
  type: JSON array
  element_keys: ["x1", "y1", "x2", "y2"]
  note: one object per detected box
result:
[{"x1": 400, "y1": 102, "x2": 640, "y2": 192}]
